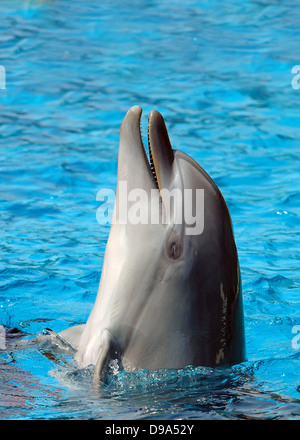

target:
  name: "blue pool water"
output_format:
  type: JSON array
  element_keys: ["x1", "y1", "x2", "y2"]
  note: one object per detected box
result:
[{"x1": 0, "y1": 0, "x2": 300, "y2": 420}]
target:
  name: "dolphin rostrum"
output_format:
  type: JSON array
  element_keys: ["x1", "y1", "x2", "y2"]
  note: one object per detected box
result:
[{"x1": 59, "y1": 106, "x2": 246, "y2": 380}]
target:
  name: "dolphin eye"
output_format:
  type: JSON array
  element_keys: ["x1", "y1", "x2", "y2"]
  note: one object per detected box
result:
[
  {"x1": 167, "y1": 240, "x2": 182, "y2": 260},
  {"x1": 165, "y1": 228, "x2": 183, "y2": 260}
]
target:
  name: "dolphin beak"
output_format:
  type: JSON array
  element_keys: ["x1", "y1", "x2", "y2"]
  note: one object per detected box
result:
[{"x1": 118, "y1": 106, "x2": 174, "y2": 194}]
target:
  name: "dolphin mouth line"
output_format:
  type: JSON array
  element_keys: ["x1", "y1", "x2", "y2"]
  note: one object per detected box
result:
[
  {"x1": 147, "y1": 122, "x2": 159, "y2": 188},
  {"x1": 138, "y1": 114, "x2": 159, "y2": 188}
]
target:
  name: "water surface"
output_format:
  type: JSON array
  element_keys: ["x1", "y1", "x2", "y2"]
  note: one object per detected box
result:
[{"x1": 0, "y1": 0, "x2": 299, "y2": 420}]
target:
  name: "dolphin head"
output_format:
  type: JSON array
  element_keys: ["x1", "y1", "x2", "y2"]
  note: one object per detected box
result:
[{"x1": 77, "y1": 106, "x2": 246, "y2": 378}]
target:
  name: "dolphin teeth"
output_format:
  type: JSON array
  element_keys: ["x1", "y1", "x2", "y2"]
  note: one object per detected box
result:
[
  {"x1": 147, "y1": 123, "x2": 158, "y2": 187},
  {"x1": 138, "y1": 114, "x2": 158, "y2": 187}
]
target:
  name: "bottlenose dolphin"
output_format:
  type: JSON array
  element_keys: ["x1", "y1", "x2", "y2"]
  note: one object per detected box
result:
[{"x1": 59, "y1": 106, "x2": 246, "y2": 380}]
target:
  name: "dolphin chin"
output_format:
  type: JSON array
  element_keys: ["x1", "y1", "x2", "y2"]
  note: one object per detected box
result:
[{"x1": 62, "y1": 106, "x2": 246, "y2": 381}]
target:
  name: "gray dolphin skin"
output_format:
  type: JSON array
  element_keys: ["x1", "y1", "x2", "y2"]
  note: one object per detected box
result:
[{"x1": 60, "y1": 106, "x2": 246, "y2": 380}]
